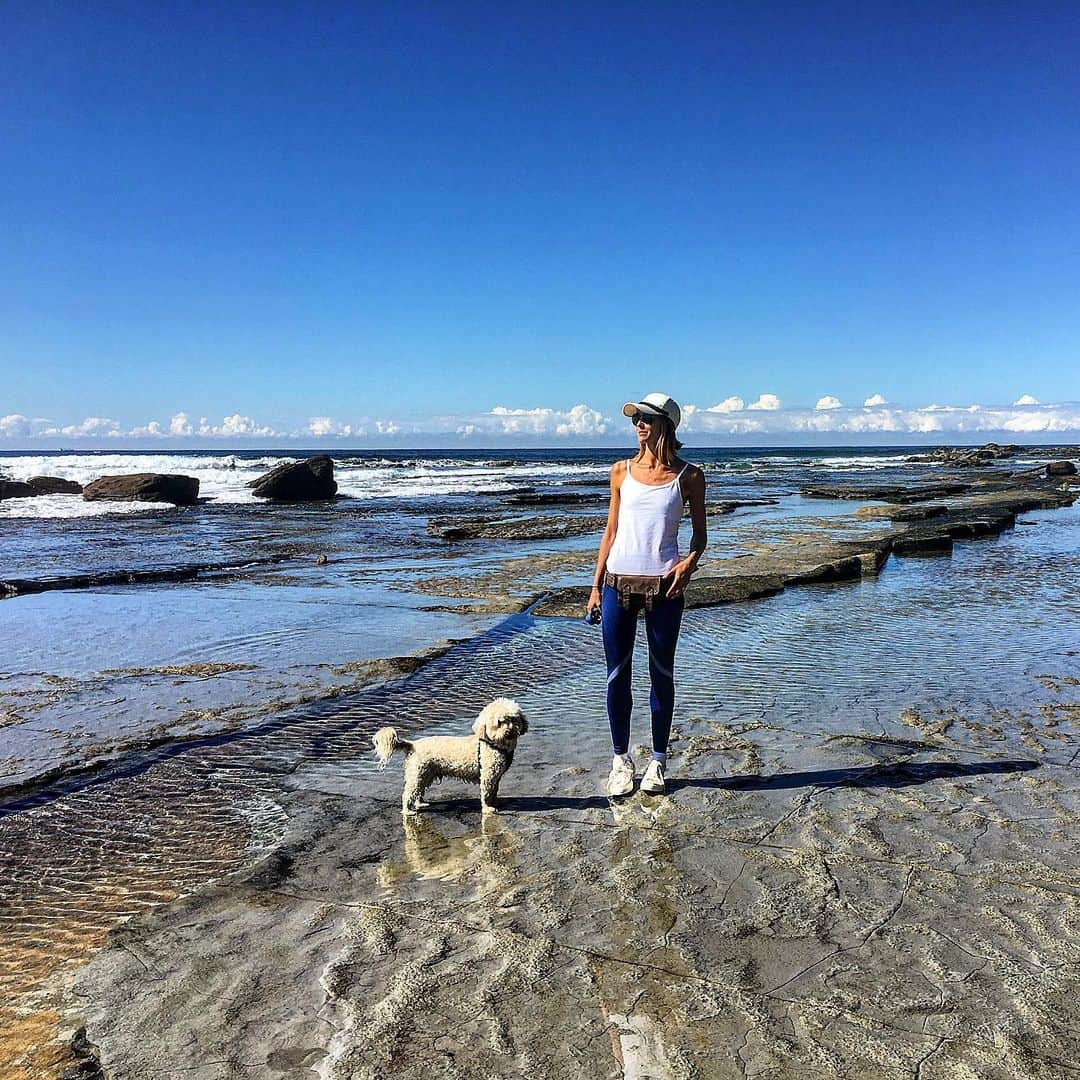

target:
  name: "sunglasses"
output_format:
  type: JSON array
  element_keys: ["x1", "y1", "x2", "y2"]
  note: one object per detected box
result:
[{"x1": 630, "y1": 411, "x2": 658, "y2": 426}]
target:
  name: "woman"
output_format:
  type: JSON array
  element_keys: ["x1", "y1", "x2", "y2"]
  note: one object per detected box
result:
[{"x1": 587, "y1": 393, "x2": 707, "y2": 797}]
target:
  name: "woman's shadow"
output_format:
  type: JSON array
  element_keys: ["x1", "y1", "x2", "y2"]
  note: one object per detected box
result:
[{"x1": 433, "y1": 757, "x2": 1039, "y2": 814}]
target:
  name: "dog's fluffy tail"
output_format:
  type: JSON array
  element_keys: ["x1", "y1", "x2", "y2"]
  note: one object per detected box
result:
[{"x1": 372, "y1": 726, "x2": 413, "y2": 769}]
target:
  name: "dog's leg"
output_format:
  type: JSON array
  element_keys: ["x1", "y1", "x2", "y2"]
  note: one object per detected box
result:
[
  {"x1": 402, "y1": 758, "x2": 423, "y2": 815},
  {"x1": 479, "y1": 756, "x2": 502, "y2": 815}
]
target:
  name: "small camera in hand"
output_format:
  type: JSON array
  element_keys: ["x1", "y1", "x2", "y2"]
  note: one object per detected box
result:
[{"x1": 584, "y1": 605, "x2": 602, "y2": 626}]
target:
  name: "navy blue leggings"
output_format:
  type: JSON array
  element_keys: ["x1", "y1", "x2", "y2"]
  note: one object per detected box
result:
[{"x1": 601, "y1": 583, "x2": 685, "y2": 757}]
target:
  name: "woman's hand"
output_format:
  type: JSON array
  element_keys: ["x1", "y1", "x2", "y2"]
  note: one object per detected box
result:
[
  {"x1": 664, "y1": 559, "x2": 695, "y2": 599},
  {"x1": 587, "y1": 586, "x2": 602, "y2": 616}
]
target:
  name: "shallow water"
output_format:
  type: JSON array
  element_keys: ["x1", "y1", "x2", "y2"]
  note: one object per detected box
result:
[
  {"x1": 2, "y1": 503, "x2": 1077, "y2": 964},
  {"x1": 1, "y1": 447, "x2": 972, "y2": 792},
  {"x1": 3, "y1": 500, "x2": 1079, "y2": 1078}
]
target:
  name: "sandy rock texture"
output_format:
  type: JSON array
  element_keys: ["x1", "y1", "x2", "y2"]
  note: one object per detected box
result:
[{"x1": 67, "y1": 688, "x2": 1080, "y2": 1079}]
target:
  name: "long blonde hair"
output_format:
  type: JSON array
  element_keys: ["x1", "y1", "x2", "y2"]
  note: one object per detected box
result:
[{"x1": 636, "y1": 416, "x2": 683, "y2": 467}]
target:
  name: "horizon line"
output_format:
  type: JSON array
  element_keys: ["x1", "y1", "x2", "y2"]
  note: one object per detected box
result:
[{"x1": 4, "y1": 439, "x2": 1080, "y2": 455}]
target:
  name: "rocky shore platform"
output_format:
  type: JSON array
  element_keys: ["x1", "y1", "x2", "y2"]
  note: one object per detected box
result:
[
  {"x1": 63, "y1": 663, "x2": 1080, "y2": 1079},
  {"x1": 470, "y1": 471, "x2": 1077, "y2": 618},
  {"x1": 3, "y1": 458, "x2": 1079, "y2": 1079}
]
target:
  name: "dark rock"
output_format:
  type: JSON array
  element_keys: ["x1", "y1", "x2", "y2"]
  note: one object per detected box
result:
[
  {"x1": 785, "y1": 554, "x2": 868, "y2": 584},
  {"x1": 707, "y1": 498, "x2": 781, "y2": 514},
  {"x1": 64, "y1": 1025, "x2": 106, "y2": 1080},
  {"x1": 428, "y1": 514, "x2": 607, "y2": 541},
  {"x1": 748, "y1": 538, "x2": 894, "y2": 583},
  {"x1": 801, "y1": 483, "x2": 970, "y2": 502},
  {"x1": 250, "y1": 456, "x2": 337, "y2": 501},
  {"x1": 1, "y1": 554, "x2": 291, "y2": 598},
  {"x1": 685, "y1": 574, "x2": 787, "y2": 608},
  {"x1": 904, "y1": 443, "x2": 1020, "y2": 467},
  {"x1": 0, "y1": 479, "x2": 36, "y2": 500},
  {"x1": 891, "y1": 530, "x2": 954, "y2": 556},
  {"x1": 886, "y1": 487, "x2": 1074, "y2": 523},
  {"x1": 532, "y1": 537, "x2": 892, "y2": 619},
  {"x1": 83, "y1": 473, "x2": 199, "y2": 505},
  {"x1": 887, "y1": 505, "x2": 943, "y2": 522},
  {"x1": 888, "y1": 506, "x2": 1022, "y2": 556},
  {"x1": 28, "y1": 475, "x2": 83, "y2": 495},
  {"x1": 892, "y1": 484, "x2": 974, "y2": 503},
  {"x1": 505, "y1": 492, "x2": 604, "y2": 506},
  {"x1": 530, "y1": 573, "x2": 789, "y2": 617},
  {"x1": 1046, "y1": 460, "x2": 1077, "y2": 477}
]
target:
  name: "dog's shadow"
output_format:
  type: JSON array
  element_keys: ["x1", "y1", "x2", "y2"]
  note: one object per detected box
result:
[{"x1": 428, "y1": 758, "x2": 1038, "y2": 814}]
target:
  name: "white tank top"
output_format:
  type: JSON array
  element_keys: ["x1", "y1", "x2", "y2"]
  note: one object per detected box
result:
[{"x1": 606, "y1": 459, "x2": 688, "y2": 576}]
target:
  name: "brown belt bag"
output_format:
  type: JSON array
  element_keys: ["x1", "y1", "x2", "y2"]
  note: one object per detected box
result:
[{"x1": 604, "y1": 571, "x2": 670, "y2": 612}]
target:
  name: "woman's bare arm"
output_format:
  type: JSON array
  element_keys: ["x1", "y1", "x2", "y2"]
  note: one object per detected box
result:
[
  {"x1": 665, "y1": 464, "x2": 707, "y2": 598},
  {"x1": 587, "y1": 461, "x2": 623, "y2": 611}
]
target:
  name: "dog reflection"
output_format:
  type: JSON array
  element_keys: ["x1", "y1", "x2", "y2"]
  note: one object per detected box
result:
[{"x1": 377, "y1": 813, "x2": 522, "y2": 889}]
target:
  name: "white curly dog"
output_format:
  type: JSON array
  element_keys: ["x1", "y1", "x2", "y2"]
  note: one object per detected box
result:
[{"x1": 372, "y1": 698, "x2": 528, "y2": 815}]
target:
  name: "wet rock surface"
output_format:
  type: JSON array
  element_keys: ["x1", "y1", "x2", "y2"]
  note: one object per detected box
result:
[
  {"x1": 504, "y1": 491, "x2": 606, "y2": 506},
  {"x1": 250, "y1": 456, "x2": 337, "y2": 501},
  {"x1": 0, "y1": 554, "x2": 291, "y2": 598},
  {"x1": 0, "y1": 476, "x2": 83, "y2": 499},
  {"x1": 69, "y1": 690, "x2": 1080, "y2": 1080},
  {"x1": 27, "y1": 476, "x2": 84, "y2": 495},
  {"x1": 82, "y1": 473, "x2": 200, "y2": 505},
  {"x1": 533, "y1": 479, "x2": 1075, "y2": 617},
  {"x1": 0, "y1": 479, "x2": 36, "y2": 499},
  {"x1": 6, "y1": 456, "x2": 1080, "y2": 1079},
  {"x1": 706, "y1": 497, "x2": 781, "y2": 514},
  {"x1": 428, "y1": 514, "x2": 608, "y2": 541},
  {"x1": 904, "y1": 442, "x2": 1020, "y2": 466},
  {"x1": 801, "y1": 482, "x2": 971, "y2": 502},
  {"x1": 5, "y1": 505, "x2": 1080, "y2": 1078}
]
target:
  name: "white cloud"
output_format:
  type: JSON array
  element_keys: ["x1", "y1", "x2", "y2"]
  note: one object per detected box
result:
[
  {"x1": 307, "y1": 417, "x2": 361, "y2": 438},
  {"x1": 486, "y1": 404, "x2": 612, "y2": 437},
  {"x1": 677, "y1": 400, "x2": 1080, "y2": 437},
  {"x1": 224, "y1": 414, "x2": 274, "y2": 436},
  {"x1": 42, "y1": 416, "x2": 123, "y2": 438},
  {"x1": 706, "y1": 396, "x2": 745, "y2": 413},
  {"x1": 864, "y1": 394, "x2": 887, "y2": 407},
  {"x1": 169, "y1": 411, "x2": 194, "y2": 436},
  {"x1": 129, "y1": 420, "x2": 165, "y2": 437},
  {"x1": 0, "y1": 413, "x2": 35, "y2": 437},
  {"x1": 1000, "y1": 410, "x2": 1074, "y2": 433},
  {"x1": 187, "y1": 414, "x2": 282, "y2": 438},
  {"x1": 555, "y1": 404, "x2": 608, "y2": 436},
  {"x1": 1013, "y1": 394, "x2": 1039, "y2": 406},
  {"x1": 6, "y1": 398, "x2": 1080, "y2": 443}
]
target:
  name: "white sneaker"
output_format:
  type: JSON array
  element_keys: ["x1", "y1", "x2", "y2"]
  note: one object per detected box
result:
[
  {"x1": 606, "y1": 756, "x2": 635, "y2": 797},
  {"x1": 640, "y1": 759, "x2": 666, "y2": 795}
]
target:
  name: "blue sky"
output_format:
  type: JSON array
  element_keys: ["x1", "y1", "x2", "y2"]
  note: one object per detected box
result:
[{"x1": 2, "y1": 3, "x2": 1079, "y2": 445}]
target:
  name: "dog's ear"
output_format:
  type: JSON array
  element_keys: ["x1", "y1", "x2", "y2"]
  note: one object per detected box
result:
[
  {"x1": 472, "y1": 712, "x2": 488, "y2": 737},
  {"x1": 515, "y1": 711, "x2": 528, "y2": 734}
]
